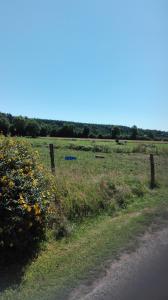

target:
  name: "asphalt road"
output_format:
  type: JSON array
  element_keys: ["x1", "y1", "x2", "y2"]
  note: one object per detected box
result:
[{"x1": 69, "y1": 226, "x2": 168, "y2": 300}]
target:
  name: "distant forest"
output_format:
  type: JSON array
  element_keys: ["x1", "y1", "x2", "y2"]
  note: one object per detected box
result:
[{"x1": 0, "y1": 112, "x2": 168, "y2": 141}]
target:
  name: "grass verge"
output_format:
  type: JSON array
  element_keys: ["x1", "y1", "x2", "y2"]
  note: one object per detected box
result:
[{"x1": 1, "y1": 188, "x2": 168, "y2": 300}]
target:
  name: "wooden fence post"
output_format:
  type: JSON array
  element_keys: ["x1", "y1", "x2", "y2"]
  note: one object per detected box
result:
[
  {"x1": 150, "y1": 154, "x2": 155, "y2": 189},
  {"x1": 49, "y1": 144, "x2": 55, "y2": 175}
]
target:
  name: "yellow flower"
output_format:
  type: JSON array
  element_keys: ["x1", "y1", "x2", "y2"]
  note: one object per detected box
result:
[
  {"x1": 1, "y1": 176, "x2": 7, "y2": 182},
  {"x1": 34, "y1": 203, "x2": 41, "y2": 215},
  {"x1": 41, "y1": 192, "x2": 46, "y2": 198},
  {"x1": 35, "y1": 150, "x2": 39, "y2": 156},
  {"x1": 19, "y1": 195, "x2": 32, "y2": 212},
  {"x1": 19, "y1": 169, "x2": 23, "y2": 174},
  {"x1": 27, "y1": 205, "x2": 32, "y2": 212},
  {"x1": 23, "y1": 203, "x2": 33, "y2": 212},
  {"x1": 32, "y1": 179, "x2": 38, "y2": 187},
  {"x1": 9, "y1": 180, "x2": 14, "y2": 188},
  {"x1": 28, "y1": 171, "x2": 34, "y2": 177},
  {"x1": 19, "y1": 194, "x2": 25, "y2": 204}
]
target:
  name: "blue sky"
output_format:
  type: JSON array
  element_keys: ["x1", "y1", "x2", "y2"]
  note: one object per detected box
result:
[{"x1": 0, "y1": 0, "x2": 167, "y2": 130}]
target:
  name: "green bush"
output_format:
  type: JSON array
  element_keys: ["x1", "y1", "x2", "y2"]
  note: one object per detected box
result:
[
  {"x1": 47, "y1": 203, "x2": 72, "y2": 239},
  {"x1": 54, "y1": 176, "x2": 139, "y2": 221},
  {"x1": 67, "y1": 143, "x2": 111, "y2": 153},
  {"x1": 0, "y1": 137, "x2": 51, "y2": 253},
  {"x1": 132, "y1": 143, "x2": 158, "y2": 154}
]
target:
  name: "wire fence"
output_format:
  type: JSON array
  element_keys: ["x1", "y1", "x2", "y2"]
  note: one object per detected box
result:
[{"x1": 31, "y1": 143, "x2": 168, "y2": 190}]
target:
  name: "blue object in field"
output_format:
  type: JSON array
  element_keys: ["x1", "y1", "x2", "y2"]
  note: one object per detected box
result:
[{"x1": 65, "y1": 156, "x2": 77, "y2": 161}]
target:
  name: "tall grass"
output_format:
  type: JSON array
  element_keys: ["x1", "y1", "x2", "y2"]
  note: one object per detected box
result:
[{"x1": 19, "y1": 137, "x2": 168, "y2": 225}]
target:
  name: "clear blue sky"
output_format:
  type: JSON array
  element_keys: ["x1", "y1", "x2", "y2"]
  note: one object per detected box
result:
[{"x1": 0, "y1": 0, "x2": 167, "y2": 130}]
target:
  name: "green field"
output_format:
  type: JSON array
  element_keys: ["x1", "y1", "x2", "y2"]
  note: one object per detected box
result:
[
  {"x1": 1, "y1": 137, "x2": 168, "y2": 300},
  {"x1": 26, "y1": 137, "x2": 168, "y2": 171},
  {"x1": 27, "y1": 137, "x2": 168, "y2": 220}
]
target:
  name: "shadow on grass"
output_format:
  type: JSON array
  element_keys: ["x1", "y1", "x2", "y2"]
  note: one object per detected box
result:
[{"x1": 0, "y1": 243, "x2": 41, "y2": 293}]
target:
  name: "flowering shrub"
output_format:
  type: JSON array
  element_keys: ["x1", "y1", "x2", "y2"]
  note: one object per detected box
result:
[{"x1": 0, "y1": 137, "x2": 51, "y2": 252}]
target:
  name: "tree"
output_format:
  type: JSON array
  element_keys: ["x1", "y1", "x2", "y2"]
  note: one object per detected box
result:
[
  {"x1": 0, "y1": 116, "x2": 10, "y2": 136},
  {"x1": 111, "y1": 126, "x2": 120, "y2": 139},
  {"x1": 25, "y1": 120, "x2": 40, "y2": 138},
  {"x1": 58, "y1": 125, "x2": 75, "y2": 137},
  {"x1": 12, "y1": 116, "x2": 26, "y2": 136},
  {"x1": 146, "y1": 130, "x2": 154, "y2": 140},
  {"x1": 131, "y1": 125, "x2": 138, "y2": 140},
  {"x1": 40, "y1": 124, "x2": 49, "y2": 137},
  {"x1": 50, "y1": 127, "x2": 58, "y2": 137},
  {"x1": 10, "y1": 124, "x2": 17, "y2": 136},
  {"x1": 82, "y1": 126, "x2": 90, "y2": 138}
]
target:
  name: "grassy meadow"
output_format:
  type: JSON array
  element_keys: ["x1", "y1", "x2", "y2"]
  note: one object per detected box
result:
[
  {"x1": 28, "y1": 137, "x2": 168, "y2": 220},
  {"x1": 1, "y1": 137, "x2": 168, "y2": 300}
]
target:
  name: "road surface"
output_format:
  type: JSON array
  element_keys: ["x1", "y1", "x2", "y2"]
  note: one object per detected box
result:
[{"x1": 69, "y1": 226, "x2": 168, "y2": 300}]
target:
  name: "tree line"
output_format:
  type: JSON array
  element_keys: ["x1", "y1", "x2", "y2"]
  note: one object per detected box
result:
[{"x1": 0, "y1": 112, "x2": 167, "y2": 141}]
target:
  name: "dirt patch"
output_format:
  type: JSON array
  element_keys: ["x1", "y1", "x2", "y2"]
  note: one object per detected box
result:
[{"x1": 69, "y1": 223, "x2": 168, "y2": 300}]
